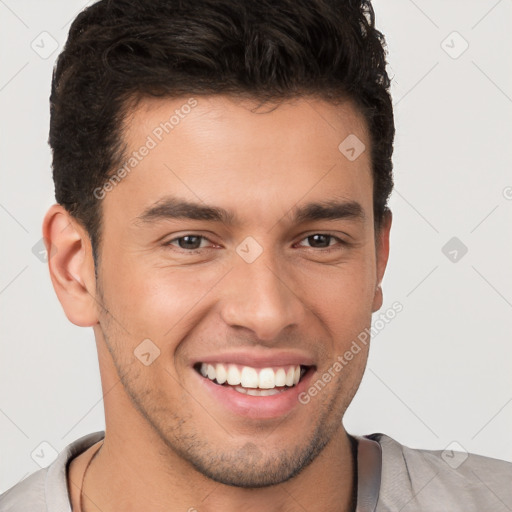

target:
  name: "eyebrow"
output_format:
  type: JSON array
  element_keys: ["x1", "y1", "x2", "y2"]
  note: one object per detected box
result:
[{"x1": 134, "y1": 195, "x2": 365, "y2": 227}]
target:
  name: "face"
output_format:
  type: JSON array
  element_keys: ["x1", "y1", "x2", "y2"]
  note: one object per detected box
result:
[{"x1": 92, "y1": 94, "x2": 390, "y2": 487}]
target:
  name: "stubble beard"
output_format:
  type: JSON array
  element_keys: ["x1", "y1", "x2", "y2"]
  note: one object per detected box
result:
[{"x1": 95, "y1": 278, "x2": 353, "y2": 489}]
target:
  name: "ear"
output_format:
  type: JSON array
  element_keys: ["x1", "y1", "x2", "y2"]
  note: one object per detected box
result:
[
  {"x1": 42, "y1": 204, "x2": 99, "y2": 327},
  {"x1": 372, "y1": 209, "x2": 392, "y2": 313}
]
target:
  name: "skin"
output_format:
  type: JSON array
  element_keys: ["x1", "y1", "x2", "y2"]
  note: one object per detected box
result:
[{"x1": 43, "y1": 94, "x2": 391, "y2": 512}]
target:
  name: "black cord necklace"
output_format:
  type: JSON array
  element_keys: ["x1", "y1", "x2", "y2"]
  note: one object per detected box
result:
[{"x1": 79, "y1": 441, "x2": 104, "y2": 512}]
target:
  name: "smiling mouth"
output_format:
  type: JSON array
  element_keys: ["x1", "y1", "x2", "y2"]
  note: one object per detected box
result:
[{"x1": 194, "y1": 362, "x2": 313, "y2": 396}]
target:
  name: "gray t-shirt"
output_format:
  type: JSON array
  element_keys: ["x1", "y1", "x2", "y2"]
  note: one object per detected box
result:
[{"x1": 1, "y1": 430, "x2": 510, "y2": 511}]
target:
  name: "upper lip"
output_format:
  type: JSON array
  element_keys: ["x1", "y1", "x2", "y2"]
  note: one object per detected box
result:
[{"x1": 192, "y1": 350, "x2": 316, "y2": 368}]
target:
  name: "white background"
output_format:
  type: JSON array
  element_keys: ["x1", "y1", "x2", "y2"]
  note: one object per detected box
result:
[{"x1": 1, "y1": 0, "x2": 511, "y2": 493}]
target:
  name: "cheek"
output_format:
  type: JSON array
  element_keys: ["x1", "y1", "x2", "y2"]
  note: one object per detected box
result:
[
  {"x1": 104, "y1": 257, "x2": 224, "y2": 342},
  {"x1": 299, "y1": 254, "x2": 376, "y2": 323}
]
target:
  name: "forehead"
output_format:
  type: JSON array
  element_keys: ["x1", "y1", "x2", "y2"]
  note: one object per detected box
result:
[
  {"x1": 106, "y1": 94, "x2": 373, "y2": 228},
  {"x1": 124, "y1": 93, "x2": 369, "y2": 151}
]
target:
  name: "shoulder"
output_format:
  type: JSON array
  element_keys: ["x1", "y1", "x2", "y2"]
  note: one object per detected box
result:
[
  {"x1": 0, "y1": 431, "x2": 105, "y2": 512},
  {"x1": 0, "y1": 469, "x2": 47, "y2": 512},
  {"x1": 368, "y1": 433, "x2": 512, "y2": 512}
]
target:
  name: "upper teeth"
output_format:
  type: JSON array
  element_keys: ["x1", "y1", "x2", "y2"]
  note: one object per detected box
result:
[{"x1": 199, "y1": 363, "x2": 301, "y2": 389}]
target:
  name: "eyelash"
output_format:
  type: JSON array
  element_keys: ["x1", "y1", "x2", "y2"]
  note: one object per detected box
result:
[{"x1": 163, "y1": 233, "x2": 348, "y2": 254}]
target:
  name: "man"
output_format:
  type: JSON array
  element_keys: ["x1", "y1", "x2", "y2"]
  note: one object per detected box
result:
[{"x1": 1, "y1": 0, "x2": 510, "y2": 510}]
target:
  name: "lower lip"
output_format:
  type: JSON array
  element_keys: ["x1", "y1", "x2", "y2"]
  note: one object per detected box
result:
[{"x1": 195, "y1": 368, "x2": 315, "y2": 420}]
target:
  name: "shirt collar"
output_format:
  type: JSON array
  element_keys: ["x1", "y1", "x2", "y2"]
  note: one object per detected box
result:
[{"x1": 354, "y1": 434, "x2": 382, "y2": 512}]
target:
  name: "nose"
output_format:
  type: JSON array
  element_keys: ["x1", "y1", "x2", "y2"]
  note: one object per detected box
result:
[{"x1": 219, "y1": 249, "x2": 306, "y2": 343}]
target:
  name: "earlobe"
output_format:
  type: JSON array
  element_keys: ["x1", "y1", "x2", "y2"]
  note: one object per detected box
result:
[
  {"x1": 42, "y1": 204, "x2": 99, "y2": 327},
  {"x1": 372, "y1": 284, "x2": 383, "y2": 313},
  {"x1": 371, "y1": 210, "x2": 392, "y2": 313}
]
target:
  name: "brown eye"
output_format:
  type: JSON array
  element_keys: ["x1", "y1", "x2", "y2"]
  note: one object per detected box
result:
[
  {"x1": 298, "y1": 234, "x2": 344, "y2": 249},
  {"x1": 165, "y1": 235, "x2": 210, "y2": 251}
]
